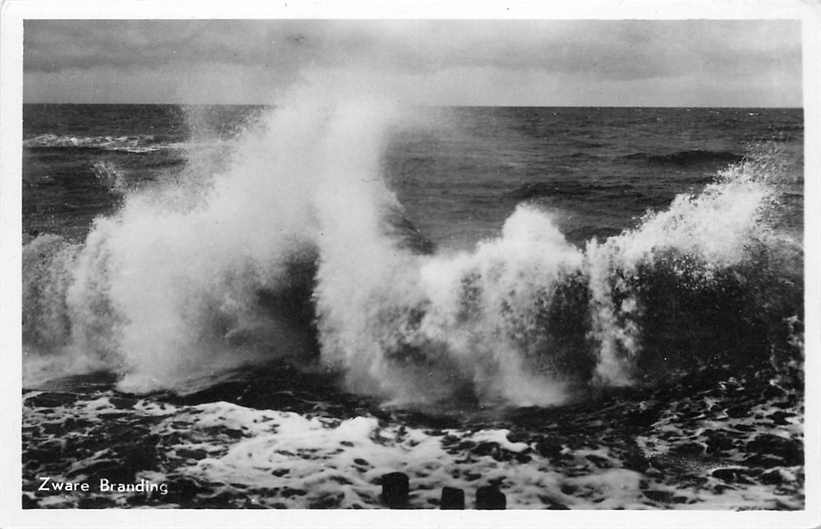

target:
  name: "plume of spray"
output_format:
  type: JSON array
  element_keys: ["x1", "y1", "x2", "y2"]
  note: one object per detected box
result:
[{"x1": 22, "y1": 94, "x2": 395, "y2": 391}]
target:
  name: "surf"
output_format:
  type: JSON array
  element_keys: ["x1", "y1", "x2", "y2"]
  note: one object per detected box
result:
[{"x1": 22, "y1": 98, "x2": 804, "y2": 407}]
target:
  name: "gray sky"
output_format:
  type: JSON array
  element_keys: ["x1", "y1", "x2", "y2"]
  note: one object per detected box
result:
[{"x1": 24, "y1": 20, "x2": 803, "y2": 106}]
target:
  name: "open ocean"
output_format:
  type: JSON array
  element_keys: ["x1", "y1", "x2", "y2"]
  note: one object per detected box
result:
[{"x1": 22, "y1": 103, "x2": 804, "y2": 509}]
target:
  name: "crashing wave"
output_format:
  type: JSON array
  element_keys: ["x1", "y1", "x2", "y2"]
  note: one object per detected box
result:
[{"x1": 22, "y1": 100, "x2": 803, "y2": 407}]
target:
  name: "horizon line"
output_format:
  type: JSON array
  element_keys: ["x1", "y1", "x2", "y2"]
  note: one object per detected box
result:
[{"x1": 21, "y1": 102, "x2": 805, "y2": 110}]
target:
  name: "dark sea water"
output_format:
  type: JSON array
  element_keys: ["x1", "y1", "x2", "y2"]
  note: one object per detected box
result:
[{"x1": 22, "y1": 103, "x2": 804, "y2": 509}]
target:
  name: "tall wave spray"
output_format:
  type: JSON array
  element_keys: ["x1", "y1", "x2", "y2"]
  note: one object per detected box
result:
[{"x1": 23, "y1": 99, "x2": 803, "y2": 406}]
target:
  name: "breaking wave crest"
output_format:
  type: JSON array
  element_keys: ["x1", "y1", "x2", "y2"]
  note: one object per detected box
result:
[{"x1": 22, "y1": 99, "x2": 803, "y2": 407}]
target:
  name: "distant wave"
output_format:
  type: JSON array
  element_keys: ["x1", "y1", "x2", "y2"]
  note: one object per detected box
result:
[
  {"x1": 23, "y1": 134, "x2": 167, "y2": 153},
  {"x1": 622, "y1": 149, "x2": 744, "y2": 166},
  {"x1": 23, "y1": 133, "x2": 234, "y2": 158},
  {"x1": 507, "y1": 181, "x2": 641, "y2": 200}
]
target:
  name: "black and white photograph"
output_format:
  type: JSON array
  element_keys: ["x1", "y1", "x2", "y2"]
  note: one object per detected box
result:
[{"x1": 3, "y1": 2, "x2": 820, "y2": 523}]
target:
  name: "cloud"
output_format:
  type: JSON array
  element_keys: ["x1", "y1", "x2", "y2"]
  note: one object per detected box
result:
[{"x1": 23, "y1": 20, "x2": 803, "y2": 106}]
